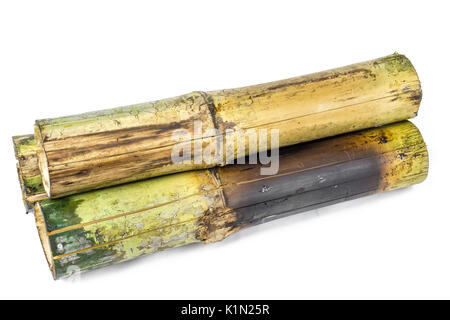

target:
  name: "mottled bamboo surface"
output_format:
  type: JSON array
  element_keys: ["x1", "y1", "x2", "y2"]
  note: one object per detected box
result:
[
  {"x1": 34, "y1": 53, "x2": 422, "y2": 198},
  {"x1": 12, "y1": 135, "x2": 47, "y2": 212},
  {"x1": 32, "y1": 121, "x2": 428, "y2": 279}
]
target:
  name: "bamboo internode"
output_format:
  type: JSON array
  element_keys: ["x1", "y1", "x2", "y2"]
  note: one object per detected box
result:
[{"x1": 34, "y1": 53, "x2": 421, "y2": 198}]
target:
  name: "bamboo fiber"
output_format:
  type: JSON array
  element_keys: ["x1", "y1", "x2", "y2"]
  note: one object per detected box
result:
[
  {"x1": 34, "y1": 53, "x2": 422, "y2": 198},
  {"x1": 32, "y1": 121, "x2": 428, "y2": 279}
]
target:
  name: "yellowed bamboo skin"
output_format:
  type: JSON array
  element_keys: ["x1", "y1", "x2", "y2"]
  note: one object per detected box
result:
[{"x1": 35, "y1": 53, "x2": 421, "y2": 198}]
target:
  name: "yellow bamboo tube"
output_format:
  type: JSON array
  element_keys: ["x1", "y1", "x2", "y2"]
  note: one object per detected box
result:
[{"x1": 34, "y1": 53, "x2": 421, "y2": 198}]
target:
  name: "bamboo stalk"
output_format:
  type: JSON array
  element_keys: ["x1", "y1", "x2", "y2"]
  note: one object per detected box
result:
[
  {"x1": 33, "y1": 121, "x2": 428, "y2": 279},
  {"x1": 34, "y1": 53, "x2": 422, "y2": 198},
  {"x1": 12, "y1": 135, "x2": 47, "y2": 212}
]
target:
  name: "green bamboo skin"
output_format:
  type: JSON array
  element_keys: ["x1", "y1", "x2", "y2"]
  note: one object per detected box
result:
[
  {"x1": 33, "y1": 121, "x2": 428, "y2": 279},
  {"x1": 12, "y1": 135, "x2": 47, "y2": 212},
  {"x1": 35, "y1": 53, "x2": 422, "y2": 198}
]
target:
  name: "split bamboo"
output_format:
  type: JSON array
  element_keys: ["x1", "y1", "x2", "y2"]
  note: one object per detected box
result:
[
  {"x1": 33, "y1": 121, "x2": 428, "y2": 279},
  {"x1": 34, "y1": 53, "x2": 422, "y2": 198}
]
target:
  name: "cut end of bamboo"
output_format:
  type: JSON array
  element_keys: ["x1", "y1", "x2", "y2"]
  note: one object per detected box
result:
[
  {"x1": 34, "y1": 123, "x2": 52, "y2": 197},
  {"x1": 12, "y1": 134, "x2": 48, "y2": 211},
  {"x1": 34, "y1": 203, "x2": 56, "y2": 280},
  {"x1": 36, "y1": 148, "x2": 51, "y2": 197}
]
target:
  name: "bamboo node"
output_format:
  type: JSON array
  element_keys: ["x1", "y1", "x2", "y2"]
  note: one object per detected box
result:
[{"x1": 196, "y1": 208, "x2": 242, "y2": 244}]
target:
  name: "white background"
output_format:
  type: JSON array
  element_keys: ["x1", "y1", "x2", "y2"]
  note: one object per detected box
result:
[{"x1": 1, "y1": 1, "x2": 449, "y2": 299}]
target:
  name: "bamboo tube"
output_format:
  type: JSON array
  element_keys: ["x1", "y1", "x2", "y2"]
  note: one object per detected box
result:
[
  {"x1": 12, "y1": 135, "x2": 47, "y2": 212},
  {"x1": 33, "y1": 121, "x2": 428, "y2": 279},
  {"x1": 35, "y1": 53, "x2": 422, "y2": 198}
]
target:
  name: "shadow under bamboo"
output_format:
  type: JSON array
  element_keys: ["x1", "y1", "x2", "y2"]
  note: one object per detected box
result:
[
  {"x1": 34, "y1": 53, "x2": 422, "y2": 198},
  {"x1": 32, "y1": 121, "x2": 428, "y2": 279}
]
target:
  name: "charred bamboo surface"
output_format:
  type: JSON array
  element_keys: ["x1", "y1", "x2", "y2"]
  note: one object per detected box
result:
[
  {"x1": 34, "y1": 121, "x2": 428, "y2": 279},
  {"x1": 13, "y1": 135, "x2": 47, "y2": 211},
  {"x1": 35, "y1": 53, "x2": 422, "y2": 198}
]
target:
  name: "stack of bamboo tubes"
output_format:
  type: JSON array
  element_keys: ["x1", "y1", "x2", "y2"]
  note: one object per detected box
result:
[{"x1": 13, "y1": 53, "x2": 428, "y2": 279}]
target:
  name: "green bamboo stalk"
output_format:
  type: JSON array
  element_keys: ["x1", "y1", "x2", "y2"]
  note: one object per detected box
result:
[{"x1": 32, "y1": 121, "x2": 428, "y2": 279}]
